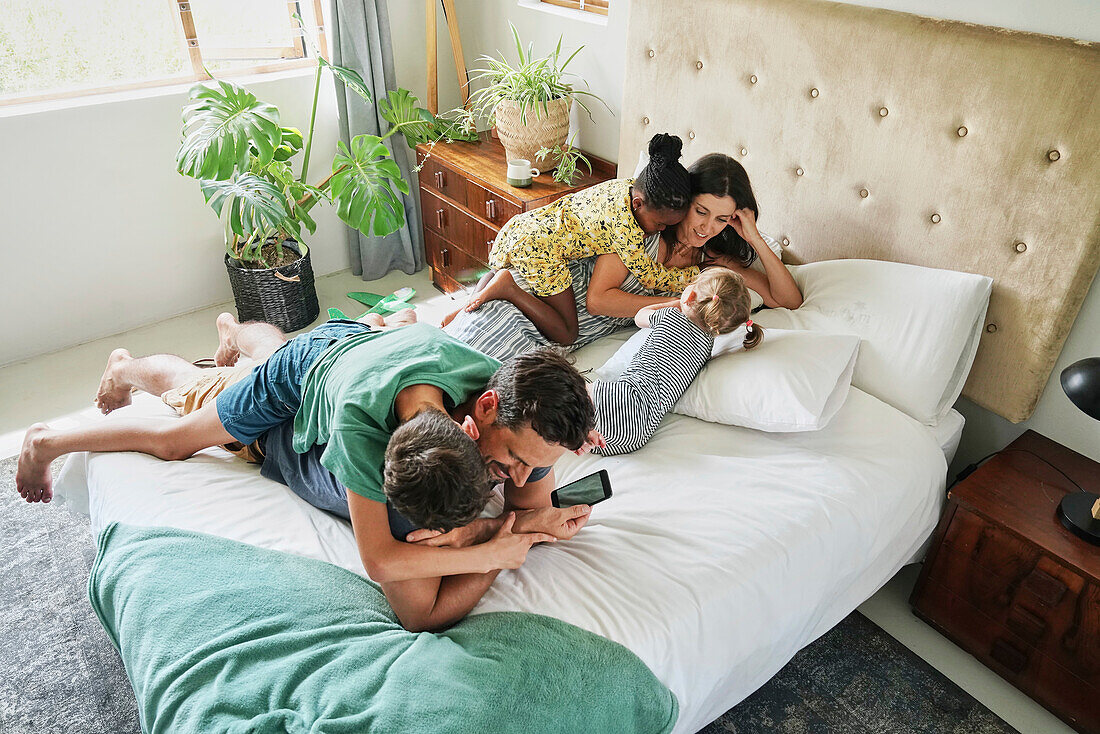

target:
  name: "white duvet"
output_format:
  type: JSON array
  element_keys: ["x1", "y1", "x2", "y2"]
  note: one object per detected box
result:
[{"x1": 55, "y1": 334, "x2": 949, "y2": 734}]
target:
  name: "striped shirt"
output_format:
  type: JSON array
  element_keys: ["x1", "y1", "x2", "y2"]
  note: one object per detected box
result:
[{"x1": 592, "y1": 307, "x2": 714, "y2": 456}]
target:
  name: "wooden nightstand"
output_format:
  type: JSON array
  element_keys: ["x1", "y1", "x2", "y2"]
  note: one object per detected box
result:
[
  {"x1": 414, "y1": 132, "x2": 615, "y2": 295},
  {"x1": 911, "y1": 430, "x2": 1100, "y2": 733}
]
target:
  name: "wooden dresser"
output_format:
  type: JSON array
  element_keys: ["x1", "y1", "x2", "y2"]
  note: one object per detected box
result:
[
  {"x1": 414, "y1": 132, "x2": 615, "y2": 294},
  {"x1": 911, "y1": 430, "x2": 1100, "y2": 733}
]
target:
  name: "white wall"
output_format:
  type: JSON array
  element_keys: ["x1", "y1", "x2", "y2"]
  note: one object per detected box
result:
[{"x1": 445, "y1": 0, "x2": 1100, "y2": 467}]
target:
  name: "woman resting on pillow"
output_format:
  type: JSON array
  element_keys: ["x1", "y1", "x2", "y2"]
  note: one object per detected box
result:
[
  {"x1": 448, "y1": 133, "x2": 698, "y2": 347},
  {"x1": 586, "y1": 152, "x2": 803, "y2": 322},
  {"x1": 592, "y1": 267, "x2": 763, "y2": 456}
]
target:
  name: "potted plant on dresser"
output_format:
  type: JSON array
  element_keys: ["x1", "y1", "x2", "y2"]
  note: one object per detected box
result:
[
  {"x1": 176, "y1": 54, "x2": 475, "y2": 331},
  {"x1": 468, "y1": 24, "x2": 607, "y2": 169}
]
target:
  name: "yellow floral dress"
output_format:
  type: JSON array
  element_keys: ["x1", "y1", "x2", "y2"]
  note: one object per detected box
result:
[{"x1": 488, "y1": 178, "x2": 699, "y2": 297}]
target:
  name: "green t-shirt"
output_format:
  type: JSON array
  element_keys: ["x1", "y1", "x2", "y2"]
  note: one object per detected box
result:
[{"x1": 292, "y1": 323, "x2": 502, "y2": 504}]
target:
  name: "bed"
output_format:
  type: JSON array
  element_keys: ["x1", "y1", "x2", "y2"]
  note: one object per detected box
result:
[{"x1": 54, "y1": 0, "x2": 1100, "y2": 731}]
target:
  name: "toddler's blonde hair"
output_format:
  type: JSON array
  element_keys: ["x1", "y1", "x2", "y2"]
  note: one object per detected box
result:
[{"x1": 684, "y1": 267, "x2": 764, "y2": 348}]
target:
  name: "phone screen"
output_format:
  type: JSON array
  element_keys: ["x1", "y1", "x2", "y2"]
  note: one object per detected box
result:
[{"x1": 552, "y1": 470, "x2": 611, "y2": 507}]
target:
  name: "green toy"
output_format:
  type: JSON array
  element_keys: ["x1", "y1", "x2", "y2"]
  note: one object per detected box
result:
[{"x1": 327, "y1": 287, "x2": 416, "y2": 320}]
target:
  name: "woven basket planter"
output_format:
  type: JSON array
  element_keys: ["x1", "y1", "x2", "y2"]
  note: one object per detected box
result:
[
  {"x1": 225, "y1": 239, "x2": 319, "y2": 333},
  {"x1": 494, "y1": 97, "x2": 571, "y2": 169}
]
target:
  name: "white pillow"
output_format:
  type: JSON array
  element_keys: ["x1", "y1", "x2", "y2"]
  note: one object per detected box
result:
[
  {"x1": 595, "y1": 327, "x2": 860, "y2": 432},
  {"x1": 752, "y1": 259, "x2": 992, "y2": 426}
]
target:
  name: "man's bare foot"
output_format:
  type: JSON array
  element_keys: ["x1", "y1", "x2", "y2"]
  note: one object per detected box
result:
[
  {"x1": 464, "y1": 270, "x2": 518, "y2": 313},
  {"x1": 94, "y1": 349, "x2": 134, "y2": 414},
  {"x1": 384, "y1": 308, "x2": 417, "y2": 327},
  {"x1": 16, "y1": 423, "x2": 55, "y2": 503},
  {"x1": 214, "y1": 312, "x2": 241, "y2": 367}
]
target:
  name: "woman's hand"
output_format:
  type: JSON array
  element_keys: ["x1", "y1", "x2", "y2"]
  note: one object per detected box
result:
[{"x1": 729, "y1": 207, "x2": 763, "y2": 245}]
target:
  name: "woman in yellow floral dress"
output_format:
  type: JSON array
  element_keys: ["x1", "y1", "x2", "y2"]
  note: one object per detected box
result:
[{"x1": 460, "y1": 133, "x2": 699, "y2": 346}]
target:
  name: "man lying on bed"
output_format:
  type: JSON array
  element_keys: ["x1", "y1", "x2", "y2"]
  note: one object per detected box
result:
[{"x1": 16, "y1": 311, "x2": 598, "y2": 631}]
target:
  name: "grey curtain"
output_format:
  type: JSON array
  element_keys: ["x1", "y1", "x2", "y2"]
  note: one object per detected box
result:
[{"x1": 330, "y1": 0, "x2": 424, "y2": 279}]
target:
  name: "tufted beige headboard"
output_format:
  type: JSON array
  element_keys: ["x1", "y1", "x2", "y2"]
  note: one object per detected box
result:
[{"x1": 619, "y1": 0, "x2": 1100, "y2": 422}]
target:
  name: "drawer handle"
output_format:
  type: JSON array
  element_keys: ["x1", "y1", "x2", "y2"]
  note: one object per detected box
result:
[
  {"x1": 436, "y1": 209, "x2": 445, "y2": 230},
  {"x1": 1022, "y1": 567, "x2": 1067, "y2": 607},
  {"x1": 435, "y1": 170, "x2": 446, "y2": 189},
  {"x1": 990, "y1": 638, "x2": 1029, "y2": 674},
  {"x1": 441, "y1": 248, "x2": 451, "y2": 268},
  {"x1": 486, "y1": 199, "x2": 497, "y2": 220}
]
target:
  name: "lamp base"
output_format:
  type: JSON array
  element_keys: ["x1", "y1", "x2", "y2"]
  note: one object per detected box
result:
[{"x1": 1057, "y1": 492, "x2": 1100, "y2": 546}]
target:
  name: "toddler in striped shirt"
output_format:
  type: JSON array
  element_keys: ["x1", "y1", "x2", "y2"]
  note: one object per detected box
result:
[{"x1": 592, "y1": 267, "x2": 764, "y2": 456}]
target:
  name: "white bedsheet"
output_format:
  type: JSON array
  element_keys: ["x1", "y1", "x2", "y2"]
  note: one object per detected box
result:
[{"x1": 54, "y1": 336, "x2": 948, "y2": 734}]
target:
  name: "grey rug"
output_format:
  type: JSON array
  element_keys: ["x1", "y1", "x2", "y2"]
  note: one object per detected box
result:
[{"x1": 0, "y1": 456, "x2": 1018, "y2": 734}]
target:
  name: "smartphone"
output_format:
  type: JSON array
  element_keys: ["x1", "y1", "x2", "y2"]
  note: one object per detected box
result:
[{"x1": 550, "y1": 469, "x2": 613, "y2": 508}]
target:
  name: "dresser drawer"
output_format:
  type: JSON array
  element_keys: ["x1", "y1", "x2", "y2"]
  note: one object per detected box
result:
[
  {"x1": 421, "y1": 189, "x2": 469, "y2": 244},
  {"x1": 468, "y1": 181, "x2": 521, "y2": 228},
  {"x1": 425, "y1": 230, "x2": 490, "y2": 294},
  {"x1": 418, "y1": 156, "x2": 467, "y2": 206},
  {"x1": 468, "y1": 220, "x2": 501, "y2": 263}
]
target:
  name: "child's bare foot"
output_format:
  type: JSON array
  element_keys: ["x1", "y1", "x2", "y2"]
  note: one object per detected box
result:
[
  {"x1": 17, "y1": 423, "x2": 55, "y2": 503},
  {"x1": 214, "y1": 312, "x2": 241, "y2": 367},
  {"x1": 94, "y1": 349, "x2": 134, "y2": 414},
  {"x1": 384, "y1": 308, "x2": 417, "y2": 327},
  {"x1": 439, "y1": 306, "x2": 462, "y2": 328},
  {"x1": 357, "y1": 313, "x2": 386, "y2": 329},
  {"x1": 465, "y1": 270, "x2": 518, "y2": 313}
]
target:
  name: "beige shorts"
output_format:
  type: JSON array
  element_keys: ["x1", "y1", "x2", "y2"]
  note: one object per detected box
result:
[{"x1": 161, "y1": 365, "x2": 265, "y2": 463}]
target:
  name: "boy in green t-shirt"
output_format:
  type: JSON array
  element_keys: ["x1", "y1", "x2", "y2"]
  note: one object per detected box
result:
[{"x1": 17, "y1": 313, "x2": 598, "y2": 631}]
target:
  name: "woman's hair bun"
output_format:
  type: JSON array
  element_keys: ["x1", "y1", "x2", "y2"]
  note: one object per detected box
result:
[{"x1": 647, "y1": 133, "x2": 683, "y2": 165}]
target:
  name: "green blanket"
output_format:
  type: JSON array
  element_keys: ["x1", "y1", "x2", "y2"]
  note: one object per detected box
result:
[{"x1": 89, "y1": 523, "x2": 678, "y2": 734}]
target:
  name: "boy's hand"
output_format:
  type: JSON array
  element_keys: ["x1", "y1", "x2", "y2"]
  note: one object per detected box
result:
[
  {"x1": 514, "y1": 504, "x2": 591, "y2": 540},
  {"x1": 486, "y1": 513, "x2": 557, "y2": 570}
]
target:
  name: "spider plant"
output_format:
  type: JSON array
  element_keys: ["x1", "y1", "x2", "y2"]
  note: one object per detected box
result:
[
  {"x1": 536, "y1": 134, "x2": 592, "y2": 185},
  {"x1": 467, "y1": 23, "x2": 608, "y2": 126},
  {"x1": 176, "y1": 42, "x2": 475, "y2": 266}
]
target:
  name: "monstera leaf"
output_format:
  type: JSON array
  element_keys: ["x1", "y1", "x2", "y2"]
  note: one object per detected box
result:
[
  {"x1": 320, "y1": 57, "x2": 374, "y2": 106},
  {"x1": 177, "y1": 79, "x2": 281, "y2": 180},
  {"x1": 329, "y1": 135, "x2": 410, "y2": 237},
  {"x1": 379, "y1": 89, "x2": 437, "y2": 148},
  {"x1": 199, "y1": 173, "x2": 296, "y2": 243}
]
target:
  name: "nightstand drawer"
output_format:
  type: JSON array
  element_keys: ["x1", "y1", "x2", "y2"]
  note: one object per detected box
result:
[
  {"x1": 418, "y1": 156, "x2": 467, "y2": 206},
  {"x1": 916, "y1": 582, "x2": 1100, "y2": 731},
  {"x1": 468, "y1": 181, "x2": 521, "y2": 228},
  {"x1": 421, "y1": 189, "x2": 469, "y2": 244}
]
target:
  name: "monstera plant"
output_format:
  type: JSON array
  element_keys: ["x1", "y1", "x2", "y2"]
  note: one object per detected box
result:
[
  {"x1": 174, "y1": 45, "x2": 475, "y2": 330},
  {"x1": 177, "y1": 61, "x2": 475, "y2": 267}
]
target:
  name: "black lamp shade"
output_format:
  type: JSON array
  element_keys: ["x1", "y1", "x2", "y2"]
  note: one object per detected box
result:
[{"x1": 1060, "y1": 357, "x2": 1100, "y2": 421}]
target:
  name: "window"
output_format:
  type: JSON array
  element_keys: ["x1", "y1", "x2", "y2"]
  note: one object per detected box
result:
[
  {"x1": 538, "y1": 0, "x2": 608, "y2": 17},
  {"x1": 0, "y1": 0, "x2": 328, "y2": 107}
]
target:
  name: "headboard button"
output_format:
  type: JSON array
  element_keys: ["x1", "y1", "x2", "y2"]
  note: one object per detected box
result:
[
  {"x1": 739, "y1": 147, "x2": 748, "y2": 156},
  {"x1": 749, "y1": 74, "x2": 758, "y2": 84},
  {"x1": 859, "y1": 188, "x2": 869, "y2": 199},
  {"x1": 781, "y1": 237, "x2": 790, "y2": 247},
  {"x1": 930, "y1": 213, "x2": 942, "y2": 223},
  {"x1": 795, "y1": 167, "x2": 804, "y2": 176},
  {"x1": 810, "y1": 87, "x2": 819, "y2": 98},
  {"x1": 696, "y1": 60, "x2": 703, "y2": 70},
  {"x1": 1015, "y1": 242, "x2": 1028, "y2": 253},
  {"x1": 642, "y1": 116, "x2": 650, "y2": 125},
  {"x1": 957, "y1": 126, "x2": 968, "y2": 137},
  {"x1": 879, "y1": 107, "x2": 889, "y2": 117},
  {"x1": 688, "y1": 131, "x2": 696, "y2": 140},
  {"x1": 647, "y1": 49, "x2": 655, "y2": 58},
  {"x1": 986, "y1": 323, "x2": 998, "y2": 334},
  {"x1": 1048, "y1": 149, "x2": 1061, "y2": 162}
]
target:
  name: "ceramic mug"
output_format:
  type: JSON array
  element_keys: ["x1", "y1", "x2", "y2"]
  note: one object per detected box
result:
[{"x1": 507, "y1": 159, "x2": 540, "y2": 188}]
